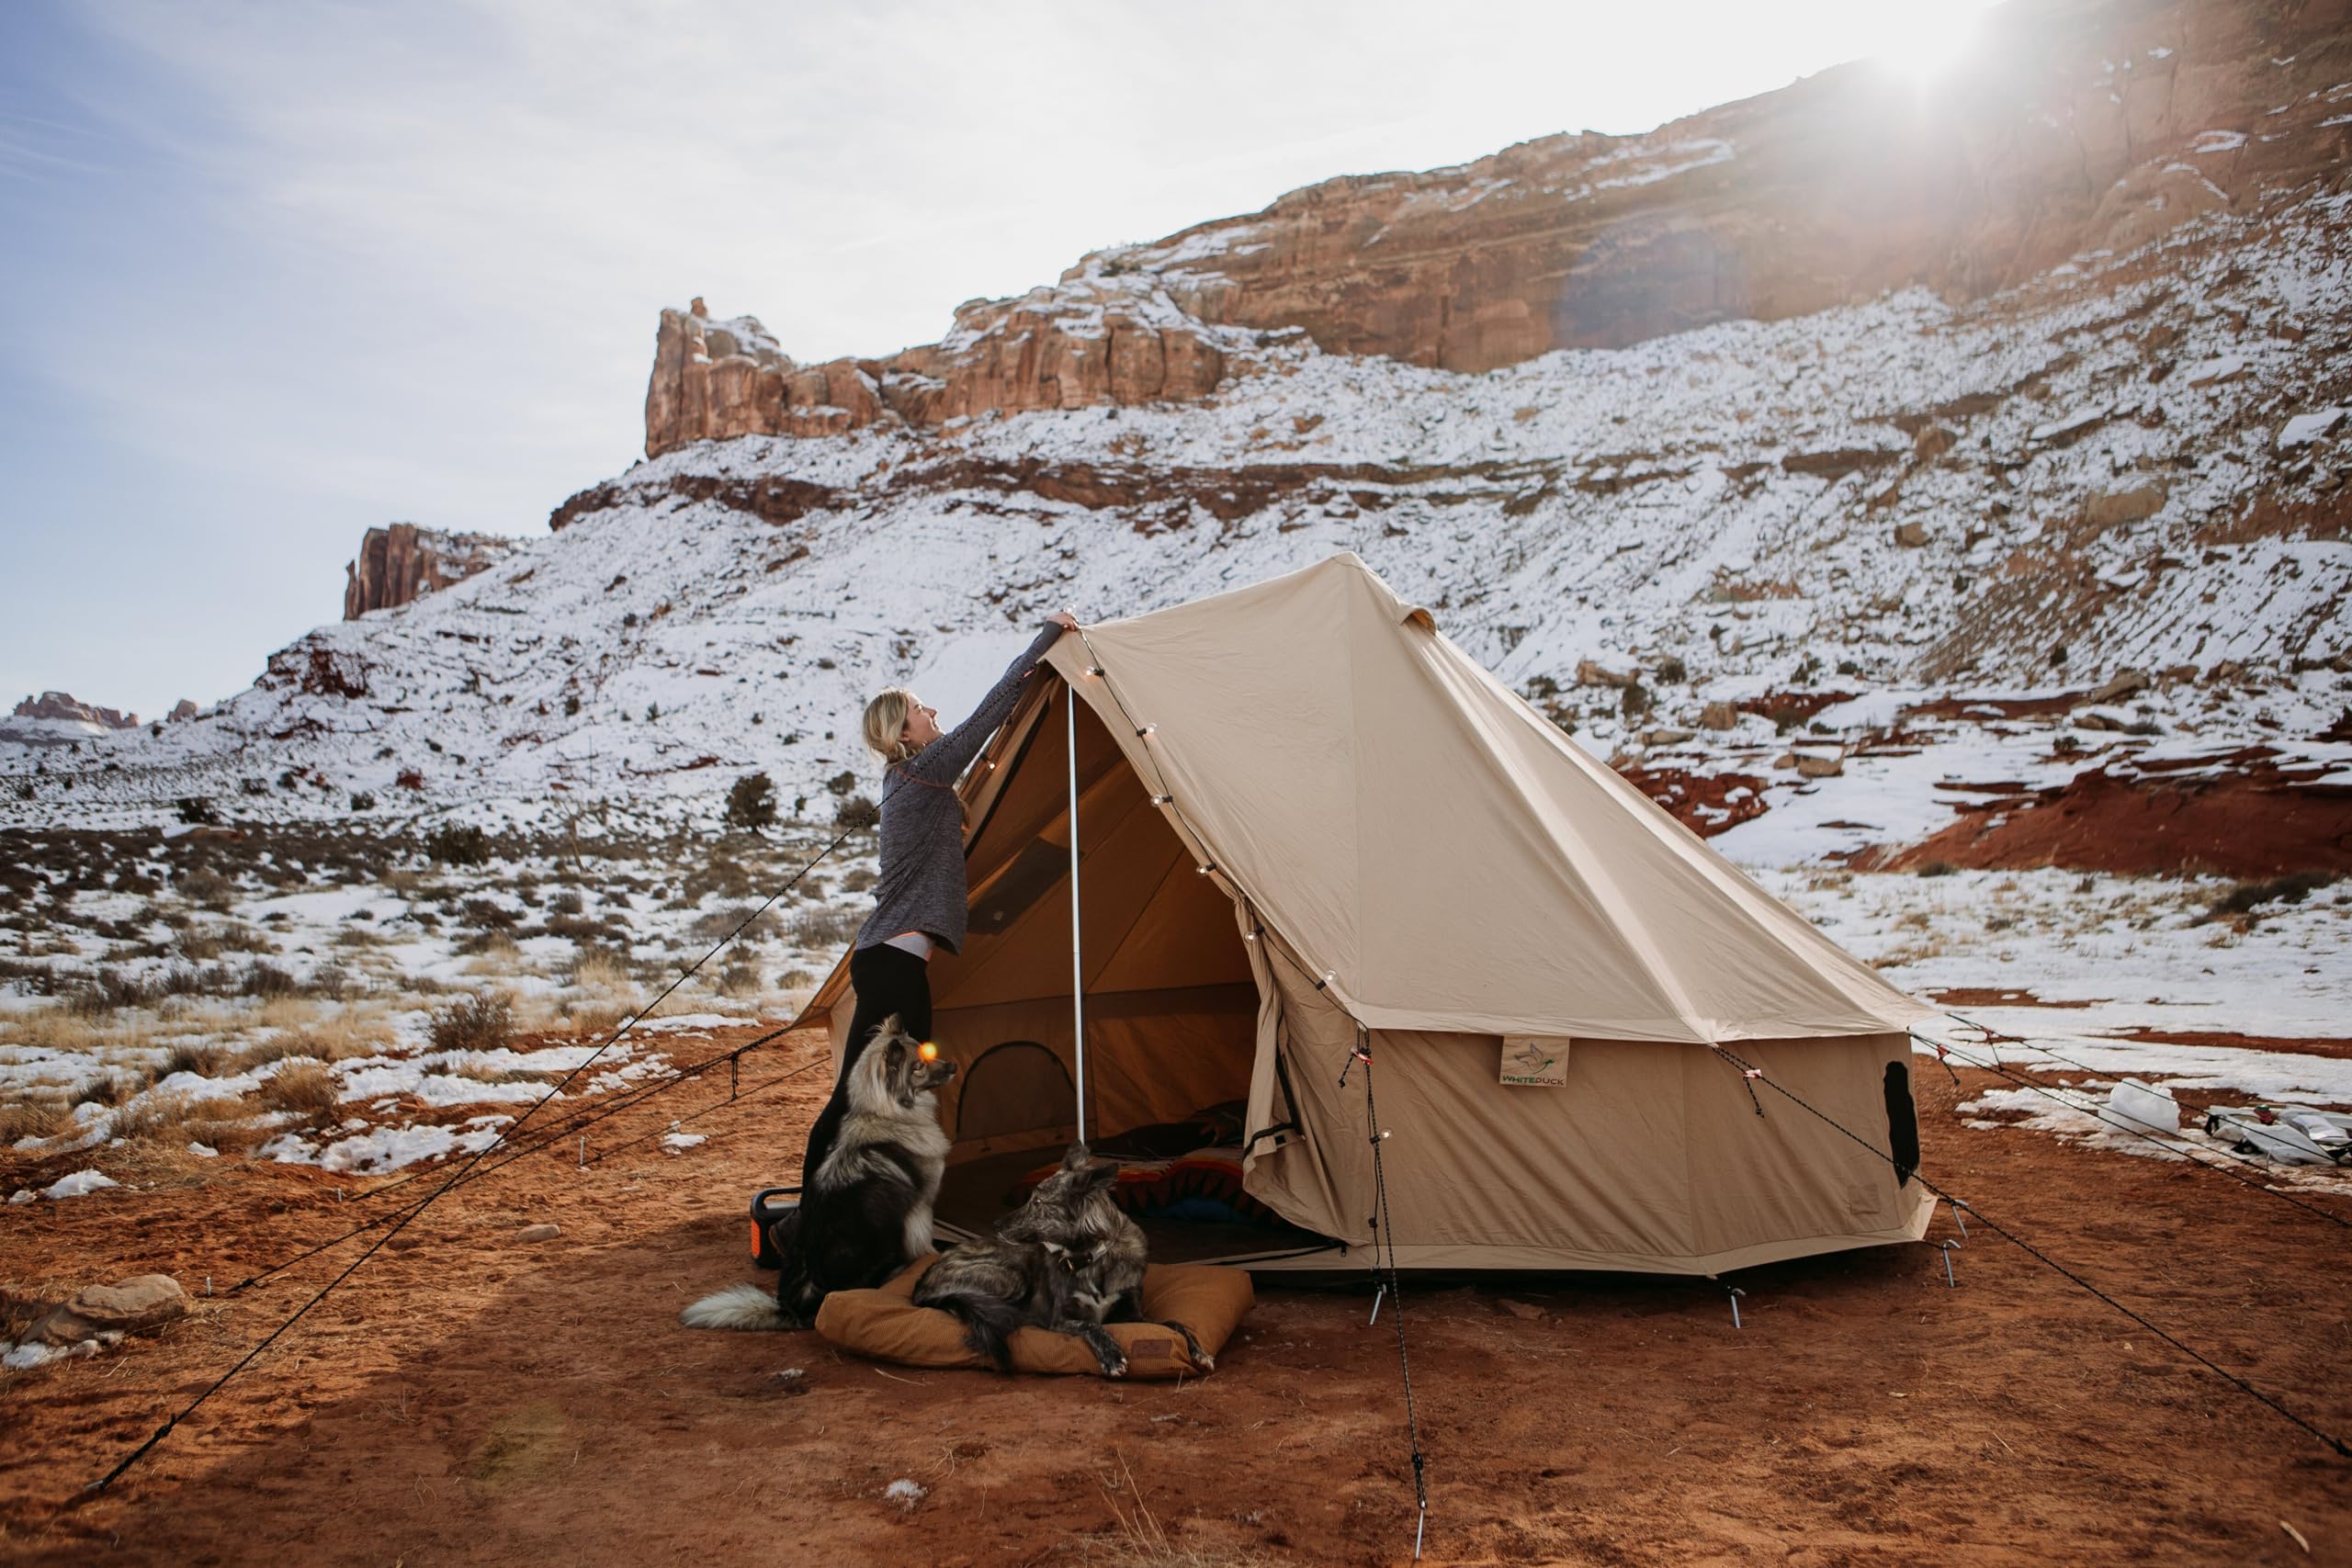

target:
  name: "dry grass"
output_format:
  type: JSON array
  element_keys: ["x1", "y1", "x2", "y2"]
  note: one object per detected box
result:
[
  {"x1": 0, "y1": 1100, "x2": 68, "y2": 1144},
  {"x1": 1089, "y1": 1450, "x2": 1282, "y2": 1568},
  {"x1": 565, "y1": 950, "x2": 636, "y2": 991},
  {"x1": 114, "y1": 1090, "x2": 265, "y2": 1151},
  {"x1": 260, "y1": 1060, "x2": 341, "y2": 1118},
  {"x1": 553, "y1": 1001, "x2": 629, "y2": 1039},
  {"x1": 717, "y1": 960, "x2": 764, "y2": 999}
]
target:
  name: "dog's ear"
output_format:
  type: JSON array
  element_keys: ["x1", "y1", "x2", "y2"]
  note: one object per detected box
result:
[{"x1": 1060, "y1": 1142, "x2": 1092, "y2": 1170}]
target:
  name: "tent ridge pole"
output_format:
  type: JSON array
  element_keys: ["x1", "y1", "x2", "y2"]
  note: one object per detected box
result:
[{"x1": 1068, "y1": 686, "x2": 1087, "y2": 1144}]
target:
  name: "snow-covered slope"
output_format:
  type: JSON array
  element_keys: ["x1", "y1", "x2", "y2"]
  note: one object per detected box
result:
[{"x1": 5, "y1": 192, "x2": 2348, "y2": 841}]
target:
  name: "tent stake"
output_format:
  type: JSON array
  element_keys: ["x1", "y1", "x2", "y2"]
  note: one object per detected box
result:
[
  {"x1": 1067, "y1": 687, "x2": 1088, "y2": 1145},
  {"x1": 1726, "y1": 1286, "x2": 1745, "y2": 1330},
  {"x1": 1369, "y1": 1282, "x2": 1385, "y2": 1326},
  {"x1": 1939, "y1": 1239, "x2": 1961, "y2": 1288}
]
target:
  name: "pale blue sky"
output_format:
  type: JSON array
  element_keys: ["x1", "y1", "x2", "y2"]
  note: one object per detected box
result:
[{"x1": 0, "y1": 0, "x2": 1984, "y2": 718}]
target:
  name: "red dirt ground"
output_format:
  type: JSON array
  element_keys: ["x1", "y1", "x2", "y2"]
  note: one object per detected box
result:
[
  {"x1": 4, "y1": 1024, "x2": 2350, "y2": 1567},
  {"x1": 1883, "y1": 763, "x2": 2352, "y2": 877},
  {"x1": 1617, "y1": 767, "x2": 1770, "y2": 837}
]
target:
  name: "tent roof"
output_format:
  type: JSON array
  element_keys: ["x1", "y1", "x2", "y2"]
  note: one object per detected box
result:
[{"x1": 1046, "y1": 552, "x2": 1931, "y2": 1043}]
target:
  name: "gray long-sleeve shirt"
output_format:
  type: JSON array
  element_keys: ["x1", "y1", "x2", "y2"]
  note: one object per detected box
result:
[{"x1": 853, "y1": 623, "x2": 1064, "y2": 956}]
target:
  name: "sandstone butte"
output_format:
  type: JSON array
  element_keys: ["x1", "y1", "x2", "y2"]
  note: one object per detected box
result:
[
  {"x1": 343, "y1": 523, "x2": 517, "y2": 620},
  {"x1": 640, "y1": 0, "x2": 2352, "y2": 459}
]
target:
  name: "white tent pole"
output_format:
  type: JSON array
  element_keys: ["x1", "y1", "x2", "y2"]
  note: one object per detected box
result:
[{"x1": 1067, "y1": 686, "x2": 1088, "y2": 1144}]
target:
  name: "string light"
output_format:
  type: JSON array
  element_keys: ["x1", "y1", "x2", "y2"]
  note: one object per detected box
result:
[
  {"x1": 1151, "y1": 794, "x2": 1172, "y2": 806},
  {"x1": 1197, "y1": 863, "x2": 1217, "y2": 875},
  {"x1": 1136, "y1": 724, "x2": 1156, "y2": 738}
]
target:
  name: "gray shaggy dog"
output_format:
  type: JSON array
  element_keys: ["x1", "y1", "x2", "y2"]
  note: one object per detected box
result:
[
  {"x1": 913, "y1": 1143, "x2": 1214, "y2": 1376},
  {"x1": 682, "y1": 1016, "x2": 955, "y2": 1331}
]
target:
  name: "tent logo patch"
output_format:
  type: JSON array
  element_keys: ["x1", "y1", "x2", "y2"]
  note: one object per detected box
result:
[{"x1": 1501, "y1": 1034, "x2": 1571, "y2": 1088}]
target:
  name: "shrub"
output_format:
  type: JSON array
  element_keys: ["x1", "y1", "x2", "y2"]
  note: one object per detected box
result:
[
  {"x1": 1654, "y1": 655, "x2": 1688, "y2": 684},
  {"x1": 396, "y1": 769, "x2": 425, "y2": 791},
  {"x1": 835, "y1": 794, "x2": 880, "y2": 832},
  {"x1": 789, "y1": 905, "x2": 862, "y2": 948},
  {"x1": 825, "y1": 770, "x2": 858, "y2": 797},
  {"x1": 2210, "y1": 872, "x2": 2336, "y2": 918},
  {"x1": 1618, "y1": 683, "x2": 1652, "y2": 721},
  {"x1": 717, "y1": 960, "x2": 764, "y2": 999},
  {"x1": 725, "y1": 773, "x2": 778, "y2": 834},
  {"x1": 424, "y1": 823, "x2": 492, "y2": 866},
  {"x1": 161, "y1": 1042, "x2": 220, "y2": 1077},
  {"x1": 645, "y1": 703, "x2": 660, "y2": 722},
  {"x1": 458, "y1": 897, "x2": 519, "y2": 931},
  {"x1": 563, "y1": 694, "x2": 581, "y2": 717},
  {"x1": 242, "y1": 962, "x2": 300, "y2": 998},
  {"x1": 175, "y1": 796, "x2": 220, "y2": 826},
  {"x1": 308, "y1": 963, "x2": 358, "y2": 1000},
  {"x1": 429, "y1": 991, "x2": 514, "y2": 1054},
  {"x1": 350, "y1": 791, "x2": 377, "y2": 812},
  {"x1": 1916, "y1": 861, "x2": 1958, "y2": 878},
  {"x1": 693, "y1": 904, "x2": 776, "y2": 943},
  {"x1": 260, "y1": 1061, "x2": 341, "y2": 1118}
]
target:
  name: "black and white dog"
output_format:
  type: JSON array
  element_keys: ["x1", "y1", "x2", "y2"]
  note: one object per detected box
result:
[{"x1": 682, "y1": 1016, "x2": 955, "y2": 1331}]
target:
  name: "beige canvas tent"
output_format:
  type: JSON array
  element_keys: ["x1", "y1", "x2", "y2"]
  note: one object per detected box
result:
[{"x1": 796, "y1": 553, "x2": 1938, "y2": 1275}]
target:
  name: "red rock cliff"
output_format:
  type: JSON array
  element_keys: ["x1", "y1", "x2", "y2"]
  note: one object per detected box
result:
[
  {"x1": 345, "y1": 524, "x2": 516, "y2": 619},
  {"x1": 646, "y1": 0, "x2": 2352, "y2": 457}
]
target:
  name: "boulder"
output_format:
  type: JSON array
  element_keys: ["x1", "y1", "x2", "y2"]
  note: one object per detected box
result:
[
  {"x1": 1912, "y1": 423, "x2": 1960, "y2": 462},
  {"x1": 1795, "y1": 753, "x2": 1845, "y2": 778},
  {"x1": 2082, "y1": 668, "x2": 2150, "y2": 705},
  {"x1": 1575, "y1": 660, "x2": 1637, "y2": 689},
  {"x1": 28, "y1": 1275, "x2": 187, "y2": 1346},
  {"x1": 1698, "y1": 701, "x2": 1740, "y2": 731},
  {"x1": 2080, "y1": 485, "x2": 2167, "y2": 533},
  {"x1": 1892, "y1": 521, "x2": 1930, "y2": 548}
]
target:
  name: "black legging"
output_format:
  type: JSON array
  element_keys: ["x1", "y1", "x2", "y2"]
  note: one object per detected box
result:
[{"x1": 798, "y1": 942, "x2": 933, "y2": 1181}]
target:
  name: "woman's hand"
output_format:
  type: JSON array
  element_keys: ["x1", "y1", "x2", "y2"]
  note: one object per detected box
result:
[{"x1": 1047, "y1": 610, "x2": 1080, "y2": 632}]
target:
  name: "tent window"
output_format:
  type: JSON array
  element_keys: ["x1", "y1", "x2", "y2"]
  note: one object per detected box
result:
[{"x1": 1883, "y1": 1061, "x2": 1919, "y2": 1186}]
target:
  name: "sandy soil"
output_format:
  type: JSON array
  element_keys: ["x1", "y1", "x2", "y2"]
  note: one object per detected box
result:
[{"x1": 4, "y1": 1024, "x2": 2350, "y2": 1567}]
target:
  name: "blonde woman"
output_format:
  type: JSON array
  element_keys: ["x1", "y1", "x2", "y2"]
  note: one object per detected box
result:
[{"x1": 798, "y1": 610, "x2": 1079, "y2": 1179}]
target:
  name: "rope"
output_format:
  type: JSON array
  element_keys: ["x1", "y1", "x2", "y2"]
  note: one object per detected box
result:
[
  {"x1": 89, "y1": 824, "x2": 857, "y2": 1495},
  {"x1": 1354, "y1": 1029, "x2": 1430, "y2": 1557},
  {"x1": 1917, "y1": 1032, "x2": 2352, "y2": 1232},
  {"x1": 1706, "y1": 1042, "x2": 2351, "y2": 1460}
]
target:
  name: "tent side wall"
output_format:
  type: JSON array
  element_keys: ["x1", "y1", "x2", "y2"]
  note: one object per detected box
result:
[{"x1": 1245, "y1": 946, "x2": 1932, "y2": 1273}]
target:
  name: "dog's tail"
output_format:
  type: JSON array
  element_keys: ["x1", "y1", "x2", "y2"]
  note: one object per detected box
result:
[
  {"x1": 681, "y1": 1282, "x2": 789, "y2": 1332},
  {"x1": 940, "y1": 1294, "x2": 1029, "y2": 1372}
]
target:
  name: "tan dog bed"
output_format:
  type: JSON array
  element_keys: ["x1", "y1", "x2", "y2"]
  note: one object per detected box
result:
[{"x1": 814, "y1": 1252, "x2": 1253, "y2": 1378}]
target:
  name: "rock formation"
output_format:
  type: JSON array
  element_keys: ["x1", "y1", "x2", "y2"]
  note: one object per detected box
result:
[
  {"x1": 344, "y1": 523, "x2": 517, "y2": 618},
  {"x1": 12, "y1": 692, "x2": 138, "y2": 728},
  {"x1": 645, "y1": 0, "x2": 2352, "y2": 457}
]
